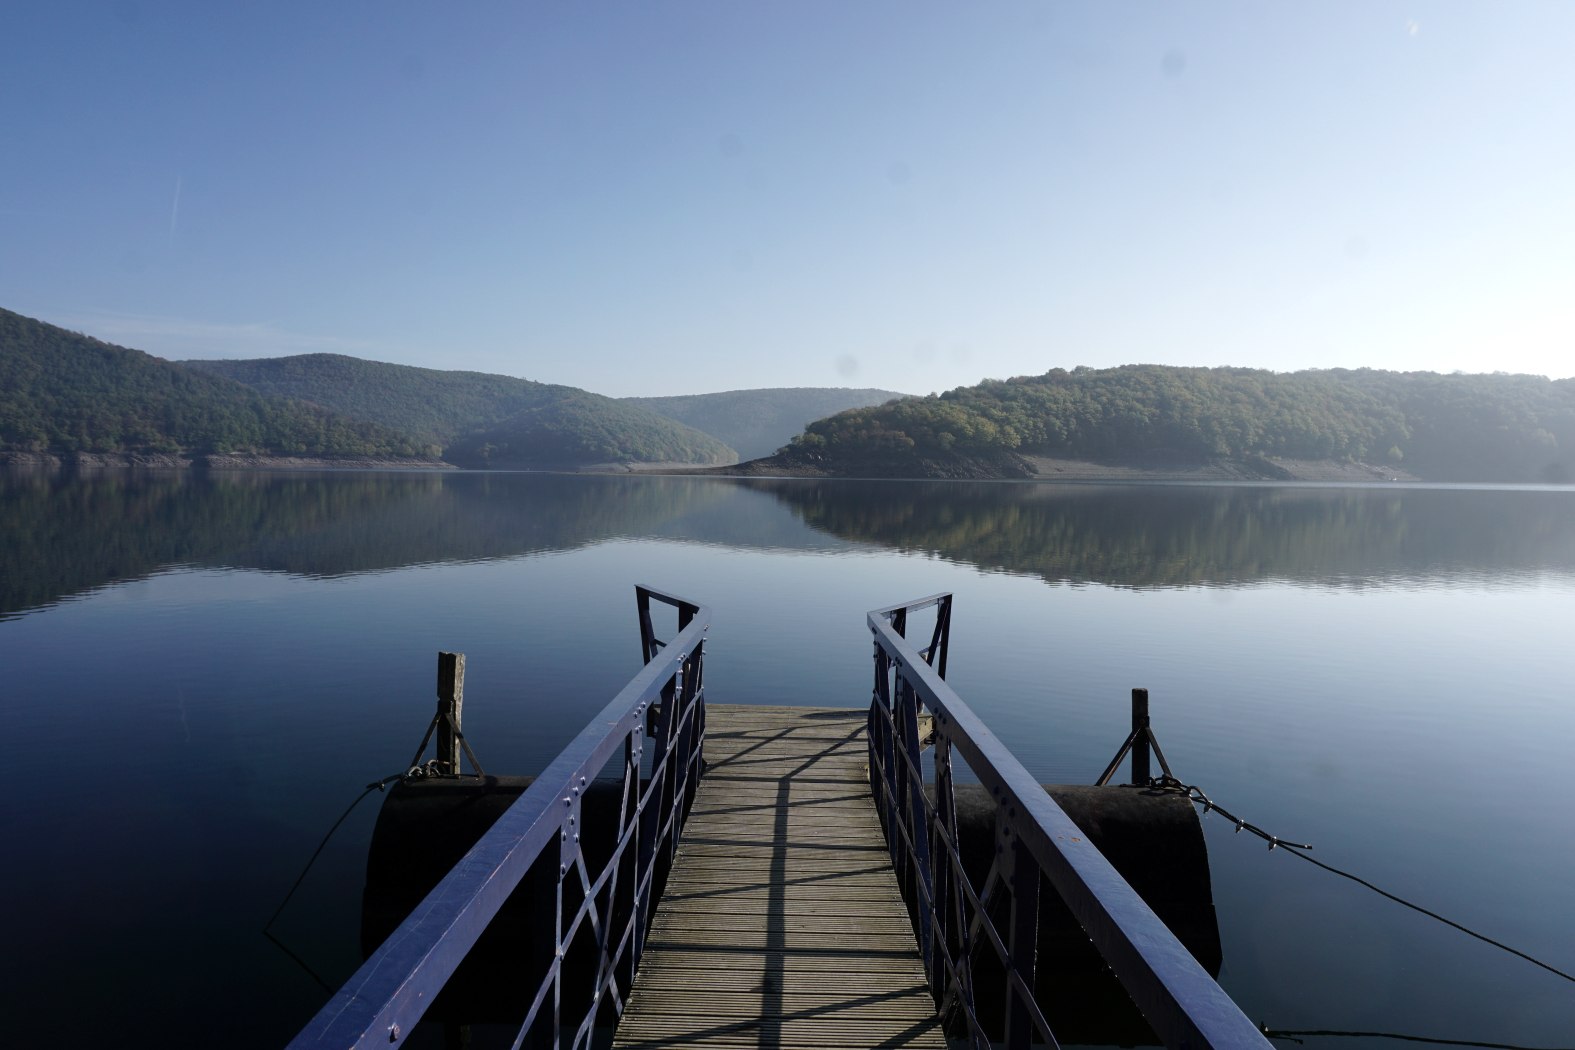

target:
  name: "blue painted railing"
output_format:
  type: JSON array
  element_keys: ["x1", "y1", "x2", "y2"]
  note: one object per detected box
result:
[
  {"x1": 288, "y1": 585, "x2": 709, "y2": 1050},
  {"x1": 867, "y1": 593, "x2": 1273, "y2": 1050}
]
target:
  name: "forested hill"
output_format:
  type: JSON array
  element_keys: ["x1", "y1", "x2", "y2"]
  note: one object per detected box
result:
[
  {"x1": 767, "y1": 365, "x2": 1575, "y2": 483},
  {"x1": 0, "y1": 308, "x2": 428, "y2": 461},
  {"x1": 184, "y1": 354, "x2": 582, "y2": 446},
  {"x1": 182, "y1": 354, "x2": 736, "y2": 467},
  {"x1": 624, "y1": 387, "x2": 906, "y2": 461}
]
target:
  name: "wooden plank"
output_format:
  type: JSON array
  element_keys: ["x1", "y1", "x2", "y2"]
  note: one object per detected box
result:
[{"x1": 612, "y1": 705, "x2": 945, "y2": 1050}]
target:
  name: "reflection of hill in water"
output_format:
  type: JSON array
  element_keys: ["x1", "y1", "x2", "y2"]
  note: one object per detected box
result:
[
  {"x1": 11, "y1": 471, "x2": 1574, "y2": 617},
  {"x1": 749, "y1": 479, "x2": 1575, "y2": 588},
  {"x1": 1, "y1": 471, "x2": 788, "y2": 617}
]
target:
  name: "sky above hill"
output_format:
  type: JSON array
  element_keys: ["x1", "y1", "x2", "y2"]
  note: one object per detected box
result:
[{"x1": 3, "y1": 2, "x2": 1572, "y2": 397}]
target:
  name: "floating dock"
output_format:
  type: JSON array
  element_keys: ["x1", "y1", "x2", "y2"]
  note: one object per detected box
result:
[{"x1": 286, "y1": 587, "x2": 1271, "y2": 1050}]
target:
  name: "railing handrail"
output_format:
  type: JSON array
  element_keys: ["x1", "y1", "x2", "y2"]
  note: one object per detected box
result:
[
  {"x1": 288, "y1": 585, "x2": 710, "y2": 1050},
  {"x1": 868, "y1": 595, "x2": 1272, "y2": 1050}
]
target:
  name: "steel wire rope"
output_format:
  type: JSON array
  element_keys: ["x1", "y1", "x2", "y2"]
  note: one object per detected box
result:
[
  {"x1": 1144, "y1": 775, "x2": 1575, "y2": 986},
  {"x1": 262, "y1": 771, "x2": 406, "y2": 935},
  {"x1": 261, "y1": 715, "x2": 489, "y2": 988}
]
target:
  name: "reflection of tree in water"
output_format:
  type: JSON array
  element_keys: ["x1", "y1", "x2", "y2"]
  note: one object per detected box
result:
[
  {"x1": 0, "y1": 471, "x2": 734, "y2": 617},
  {"x1": 10, "y1": 471, "x2": 1575, "y2": 617},
  {"x1": 748, "y1": 479, "x2": 1575, "y2": 589}
]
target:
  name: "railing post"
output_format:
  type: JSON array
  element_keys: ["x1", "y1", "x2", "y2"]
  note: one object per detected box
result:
[
  {"x1": 929, "y1": 594, "x2": 951, "y2": 678},
  {"x1": 637, "y1": 586, "x2": 659, "y2": 664},
  {"x1": 931, "y1": 730, "x2": 977, "y2": 1027},
  {"x1": 1130, "y1": 687, "x2": 1150, "y2": 786},
  {"x1": 437, "y1": 652, "x2": 465, "y2": 774},
  {"x1": 869, "y1": 641, "x2": 888, "y2": 811},
  {"x1": 898, "y1": 677, "x2": 935, "y2": 974},
  {"x1": 993, "y1": 802, "x2": 1043, "y2": 1050}
]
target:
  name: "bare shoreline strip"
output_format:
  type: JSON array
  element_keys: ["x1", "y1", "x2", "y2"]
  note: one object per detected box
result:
[
  {"x1": 1, "y1": 451, "x2": 1417, "y2": 483},
  {"x1": 643, "y1": 453, "x2": 1420, "y2": 484}
]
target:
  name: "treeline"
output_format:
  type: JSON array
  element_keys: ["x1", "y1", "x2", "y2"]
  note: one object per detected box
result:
[
  {"x1": 625, "y1": 387, "x2": 905, "y2": 462},
  {"x1": 184, "y1": 354, "x2": 593, "y2": 446},
  {"x1": 0, "y1": 308, "x2": 430, "y2": 459},
  {"x1": 446, "y1": 393, "x2": 739, "y2": 468},
  {"x1": 184, "y1": 354, "x2": 737, "y2": 467},
  {"x1": 0, "y1": 308, "x2": 738, "y2": 467},
  {"x1": 782, "y1": 366, "x2": 1575, "y2": 482}
]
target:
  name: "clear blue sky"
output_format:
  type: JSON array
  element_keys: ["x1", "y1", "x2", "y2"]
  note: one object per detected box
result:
[{"x1": 4, "y1": 2, "x2": 1572, "y2": 397}]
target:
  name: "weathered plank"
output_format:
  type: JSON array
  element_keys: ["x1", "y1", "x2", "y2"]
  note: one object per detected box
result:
[{"x1": 612, "y1": 705, "x2": 945, "y2": 1050}]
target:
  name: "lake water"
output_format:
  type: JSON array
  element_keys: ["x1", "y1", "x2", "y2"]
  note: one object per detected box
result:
[{"x1": 5, "y1": 470, "x2": 1575, "y2": 1048}]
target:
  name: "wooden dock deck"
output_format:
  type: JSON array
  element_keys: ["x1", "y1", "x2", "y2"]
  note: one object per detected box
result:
[{"x1": 611, "y1": 704, "x2": 947, "y2": 1049}]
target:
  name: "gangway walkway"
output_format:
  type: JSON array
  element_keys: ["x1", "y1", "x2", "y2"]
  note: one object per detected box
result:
[
  {"x1": 612, "y1": 705, "x2": 946, "y2": 1049},
  {"x1": 285, "y1": 587, "x2": 1272, "y2": 1050}
]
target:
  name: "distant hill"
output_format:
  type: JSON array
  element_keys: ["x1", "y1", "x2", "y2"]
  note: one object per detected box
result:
[
  {"x1": 183, "y1": 355, "x2": 737, "y2": 467},
  {"x1": 0, "y1": 308, "x2": 427, "y2": 461},
  {"x1": 625, "y1": 387, "x2": 907, "y2": 462},
  {"x1": 444, "y1": 393, "x2": 740, "y2": 469},
  {"x1": 758, "y1": 365, "x2": 1575, "y2": 483},
  {"x1": 183, "y1": 354, "x2": 569, "y2": 446}
]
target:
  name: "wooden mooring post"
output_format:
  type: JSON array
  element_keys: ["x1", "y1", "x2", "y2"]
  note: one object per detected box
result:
[
  {"x1": 436, "y1": 652, "x2": 465, "y2": 775},
  {"x1": 1131, "y1": 687, "x2": 1150, "y2": 786}
]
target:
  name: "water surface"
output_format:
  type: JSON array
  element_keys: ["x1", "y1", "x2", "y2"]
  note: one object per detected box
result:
[{"x1": 4, "y1": 470, "x2": 1573, "y2": 1047}]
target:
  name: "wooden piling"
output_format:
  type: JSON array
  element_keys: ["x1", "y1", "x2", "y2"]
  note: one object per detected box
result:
[
  {"x1": 1131, "y1": 687, "x2": 1150, "y2": 785},
  {"x1": 437, "y1": 652, "x2": 465, "y2": 775}
]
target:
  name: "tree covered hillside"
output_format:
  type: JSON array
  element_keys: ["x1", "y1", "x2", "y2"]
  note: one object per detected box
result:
[
  {"x1": 183, "y1": 353, "x2": 737, "y2": 467},
  {"x1": 625, "y1": 387, "x2": 906, "y2": 461},
  {"x1": 183, "y1": 354, "x2": 573, "y2": 446},
  {"x1": 778, "y1": 365, "x2": 1575, "y2": 483},
  {"x1": 0, "y1": 308, "x2": 427, "y2": 459},
  {"x1": 446, "y1": 393, "x2": 739, "y2": 468}
]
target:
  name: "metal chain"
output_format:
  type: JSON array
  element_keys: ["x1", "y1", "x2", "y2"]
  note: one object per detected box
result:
[{"x1": 1145, "y1": 775, "x2": 1312, "y2": 851}]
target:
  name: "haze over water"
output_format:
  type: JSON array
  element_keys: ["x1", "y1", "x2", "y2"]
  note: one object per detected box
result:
[{"x1": 5, "y1": 470, "x2": 1574, "y2": 1048}]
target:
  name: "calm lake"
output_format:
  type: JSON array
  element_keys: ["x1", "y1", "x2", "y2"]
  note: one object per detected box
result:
[{"x1": 5, "y1": 470, "x2": 1574, "y2": 1048}]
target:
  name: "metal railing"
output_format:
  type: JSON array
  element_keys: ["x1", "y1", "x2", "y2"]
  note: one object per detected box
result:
[
  {"x1": 288, "y1": 585, "x2": 709, "y2": 1050},
  {"x1": 867, "y1": 593, "x2": 1272, "y2": 1050}
]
